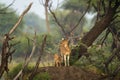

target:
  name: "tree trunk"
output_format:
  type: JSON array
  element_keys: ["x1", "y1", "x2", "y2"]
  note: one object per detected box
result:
[
  {"x1": 45, "y1": 0, "x2": 50, "y2": 33},
  {"x1": 71, "y1": 7, "x2": 116, "y2": 62}
]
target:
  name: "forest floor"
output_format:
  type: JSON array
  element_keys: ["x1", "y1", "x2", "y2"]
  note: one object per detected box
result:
[{"x1": 37, "y1": 66, "x2": 101, "y2": 80}]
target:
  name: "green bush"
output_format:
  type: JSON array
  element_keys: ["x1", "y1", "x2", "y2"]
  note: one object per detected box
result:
[
  {"x1": 12, "y1": 33, "x2": 59, "y2": 57},
  {"x1": 6, "y1": 63, "x2": 33, "y2": 80},
  {"x1": 73, "y1": 43, "x2": 120, "y2": 75},
  {"x1": 33, "y1": 72, "x2": 51, "y2": 80},
  {"x1": 6, "y1": 63, "x2": 22, "y2": 79}
]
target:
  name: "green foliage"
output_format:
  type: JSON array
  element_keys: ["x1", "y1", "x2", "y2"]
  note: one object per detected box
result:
[
  {"x1": 73, "y1": 41, "x2": 120, "y2": 75},
  {"x1": 0, "y1": 3, "x2": 24, "y2": 36},
  {"x1": 70, "y1": 46, "x2": 80, "y2": 65},
  {"x1": 33, "y1": 72, "x2": 51, "y2": 80},
  {"x1": 11, "y1": 33, "x2": 60, "y2": 57},
  {"x1": 5, "y1": 63, "x2": 33, "y2": 80},
  {"x1": 50, "y1": 0, "x2": 90, "y2": 37},
  {"x1": 23, "y1": 12, "x2": 46, "y2": 33},
  {"x1": 12, "y1": 35, "x2": 32, "y2": 57},
  {"x1": 50, "y1": 10, "x2": 85, "y2": 37},
  {"x1": 62, "y1": 0, "x2": 88, "y2": 11},
  {"x1": 73, "y1": 45, "x2": 106, "y2": 74},
  {"x1": 72, "y1": 32, "x2": 114, "y2": 74},
  {"x1": 6, "y1": 63, "x2": 22, "y2": 79}
]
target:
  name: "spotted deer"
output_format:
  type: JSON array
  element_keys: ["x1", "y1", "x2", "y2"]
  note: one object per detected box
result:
[
  {"x1": 54, "y1": 54, "x2": 62, "y2": 67},
  {"x1": 60, "y1": 38, "x2": 71, "y2": 66}
]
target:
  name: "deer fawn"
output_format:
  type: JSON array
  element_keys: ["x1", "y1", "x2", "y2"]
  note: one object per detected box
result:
[
  {"x1": 60, "y1": 38, "x2": 71, "y2": 66},
  {"x1": 54, "y1": 54, "x2": 62, "y2": 67}
]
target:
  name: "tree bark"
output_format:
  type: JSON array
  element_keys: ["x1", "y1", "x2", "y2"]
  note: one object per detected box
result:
[
  {"x1": 0, "y1": 3, "x2": 32, "y2": 78},
  {"x1": 45, "y1": 0, "x2": 50, "y2": 33},
  {"x1": 71, "y1": 7, "x2": 117, "y2": 61}
]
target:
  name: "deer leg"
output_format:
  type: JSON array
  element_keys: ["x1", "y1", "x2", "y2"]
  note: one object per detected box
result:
[
  {"x1": 61, "y1": 53, "x2": 64, "y2": 64},
  {"x1": 57, "y1": 62, "x2": 58, "y2": 67},
  {"x1": 55, "y1": 62, "x2": 56, "y2": 67},
  {"x1": 67, "y1": 55, "x2": 70, "y2": 66},
  {"x1": 64, "y1": 55, "x2": 67, "y2": 66}
]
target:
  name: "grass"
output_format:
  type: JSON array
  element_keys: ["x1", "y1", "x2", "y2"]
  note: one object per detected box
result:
[
  {"x1": 33, "y1": 72, "x2": 51, "y2": 80},
  {"x1": 8, "y1": 58, "x2": 54, "y2": 69},
  {"x1": 4, "y1": 58, "x2": 53, "y2": 80}
]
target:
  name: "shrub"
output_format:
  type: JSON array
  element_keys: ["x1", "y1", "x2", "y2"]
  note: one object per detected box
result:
[
  {"x1": 6, "y1": 63, "x2": 22, "y2": 79},
  {"x1": 33, "y1": 72, "x2": 51, "y2": 80},
  {"x1": 5, "y1": 63, "x2": 33, "y2": 80}
]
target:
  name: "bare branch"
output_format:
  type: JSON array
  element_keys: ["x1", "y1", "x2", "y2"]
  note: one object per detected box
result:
[
  {"x1": 104, "y1": 25, "x2": 120, "y2": 75},
  {"x1": 112, "y1": 15, "x2": 119, "y2": 21},
  {"x1": 111, "y1": 64, "x2": 120, "y2": 78},
  {"x1": 0, "y1": 0, "x2": 15, "y2": 11},
  {"x1": 29, "y1": 35, "x2": 47, "y2": 80},
  {"x1": 8, "y1": 2, "x2": 33, "y2": 35},
  {"x1": 111, "y1": 20, "x2": 120, "y2": 26},
  {"x1": 0, "y1": 11, "x2": 14, "y2": 14},
  {"x1": 108, "y1": 0, "x2": 112, "y2": 9},
  {"x1": 113, "y1": 0, "x2": 120, "y2": 10},
  {"x1": 39, "y1": 0, "x2": 51, "y2": 33},
  {"x1": 0, "y1": 0, "x2": 16, "y2": 14},
  {"x1": 100, "y1": 29, "x2": 110, "y2": 46},
  {"x1": 0, "y1": 2, "x2": 33, "y2": 78},
  {"x1": 92, "y1": 3, "x2": 97, "y2": 11},
  {"x1": 49, "y1": 5, "x2": 66, "y2": 36},
  {"x1": 101, "y1": 0, "x2": 106, "y2": 15},
  {"x1": 39, "y1": 0, "x2": 44, "y2": 6},
  {"x1": 69, "y1": 0, "x2": 91, "y2": 34},
  {"x1": 13, "y1": 31, "x2": 37, "y2": 80},
  {"x1": 97, "y1": 0, "x2": 101, "y2": 18}
]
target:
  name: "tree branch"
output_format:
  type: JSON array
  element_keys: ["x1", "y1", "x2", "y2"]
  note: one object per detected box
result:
[
  {"x1": 0, "y1": 0, "x2": 15, "y2": 11},
  {"x1": 69, "y1": 0, "x2": 91, "y2": 34},
  {"x1": 71, "y1": 1, "x2": 119, "y2": 62},
  {"x1": 92, "y1": 3, "x2": 97, "y2": 11},
  {"x1": 8, "y1": 2, "x2": 33, "y2": 35},
  {"x1": 48, "y1": 3, "x2": 66, "y2": 36},
  {"x1": 0, "y1": 2, "x2": 33, "y2": 78},
  {"x1": 100, "y1": 29, "x2": 110, "y2": 46},
  {"x1": 0, "y1": 0, "x2": 16, "y2": 14},
  {"x1": 29, "y1": 35, "x2": 47, "y2": 80},
  {"x1": 101, "y1": 0, "x2": 106, "y2": 15},
  {"x1": 113, "y1": 0, "x2": 120, "y2": 10},
  {"x1": 13, "y1": 31, "x2": 37, "y2": 80}
]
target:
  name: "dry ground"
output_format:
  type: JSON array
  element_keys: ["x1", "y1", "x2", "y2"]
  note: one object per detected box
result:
[{"x1": 37, "y1": 66, "x2": 101, "y2": 80}]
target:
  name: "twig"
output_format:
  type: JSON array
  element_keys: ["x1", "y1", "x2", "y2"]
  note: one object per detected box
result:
[
  {"x1": 0, "y1": 2, "x2": 33, "y2": 79},
  {"x1": 0, "y1": 0, "x2": 15, "y2": 11},
  {"x1": 29, "y1": 35, "x2": 47, "y2": 80},
  {"x1": 49, "y1": 4, "x2": 66, "y2": 36},
  {"x1": 104, "y1": 26, "x2": 120, "y2": 74},
  {"x1": 69, "y1": 0, "x2": 91, "y2": 34},
  {"x1": 8, "y1": 2, "x2": 33, "y2": 35},
  {"x1": 13, "y1": 31, "x2": 36, "y2": 80},
  {"x1": 100, "y1": 29, "x2": 110, "y2": 46},
  {"x1": 101, "y1": 0, "x2": 106, "y2": 15}
]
